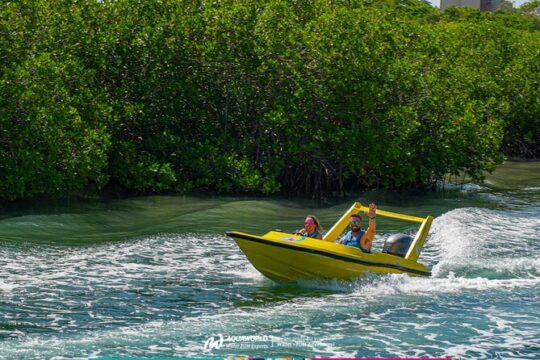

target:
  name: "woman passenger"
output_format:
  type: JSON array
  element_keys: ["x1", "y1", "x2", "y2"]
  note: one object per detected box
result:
[{"x1": 295, "y1": 215, "x2": 323, "y2": 240}]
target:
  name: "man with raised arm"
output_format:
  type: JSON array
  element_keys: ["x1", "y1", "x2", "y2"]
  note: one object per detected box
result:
[{"x1": 338, "y1": 203, "x2": 377, "y2": 253}]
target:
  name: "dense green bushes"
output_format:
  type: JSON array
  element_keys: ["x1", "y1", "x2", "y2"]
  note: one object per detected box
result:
[{"x1": 1, "y1": 0, "x2": 539, "y2": 200}]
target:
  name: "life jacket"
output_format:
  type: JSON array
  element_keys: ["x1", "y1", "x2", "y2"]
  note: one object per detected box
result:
[
  {"x1": 307, "y1": 229, "x2": 321, "y2": 239},
  {"x1": 343, "y1": 230, "x2": 371, "y2": 253}
]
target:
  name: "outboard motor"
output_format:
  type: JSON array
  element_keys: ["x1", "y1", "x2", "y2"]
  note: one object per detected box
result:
[{"x1": 382, "y1": 233, "x2": 413, "y2": 257}]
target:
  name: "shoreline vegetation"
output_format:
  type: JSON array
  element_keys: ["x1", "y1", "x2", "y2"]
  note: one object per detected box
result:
[{"x1": 1, "y1": 0, "x2": 539, "y2": 201}]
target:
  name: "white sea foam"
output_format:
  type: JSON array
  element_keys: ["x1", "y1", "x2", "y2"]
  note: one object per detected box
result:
[
  {"x1": 6, "y1": 290, "x2": 537, "y2": 358},
  {"x1": 437, "y1": 181, "x2": 486, "y2": 192},
  {"x1": 427, "y1": 207, "x2": 540, "y2": 277},
  {"x1": 1, "y1": 206, "x2": 539, "y2": 360},
  {"x1": 2, "y1": 271, "x2": 538, "y2": 359}
]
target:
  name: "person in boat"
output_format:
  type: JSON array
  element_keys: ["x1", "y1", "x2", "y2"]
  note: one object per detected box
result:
[
  {"x1": 294, "y1": 215, "x2": 323, "y2": 240},
  {"x1": 338, "y1": 203, "x2": 377, "y2": 253}
]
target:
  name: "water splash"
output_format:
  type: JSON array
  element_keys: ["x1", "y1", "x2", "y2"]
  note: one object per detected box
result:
[{"x1": 1, "y1": 174, "x2": 540, "y2": 359}]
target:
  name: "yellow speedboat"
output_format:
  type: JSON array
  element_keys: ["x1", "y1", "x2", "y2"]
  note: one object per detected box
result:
[{"x1": 226, "y1": 202, "x2": 432, "y2": 282}]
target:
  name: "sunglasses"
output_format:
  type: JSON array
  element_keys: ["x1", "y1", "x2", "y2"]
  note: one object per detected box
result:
[
  {"x1": 350, "y1": 220, "x2": 362, "y2": 225},
  {"x1": 304, "y1": 220, "x2": 315, "y2": 226}
]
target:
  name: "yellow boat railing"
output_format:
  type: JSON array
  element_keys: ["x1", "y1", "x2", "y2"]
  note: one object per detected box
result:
[{"x1": 322, "y1": 202, "x2": 432, "y2": 262}]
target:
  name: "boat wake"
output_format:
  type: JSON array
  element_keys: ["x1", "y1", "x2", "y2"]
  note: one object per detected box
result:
[
  {"x1": 1, "y1": 198, "x2": 539, "y2": 359},
  {"x1": 428, "y1": 207, "x2": 540, "y2": 279}
]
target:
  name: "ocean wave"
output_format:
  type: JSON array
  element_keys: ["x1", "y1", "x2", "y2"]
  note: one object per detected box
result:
[
  {"x1": 2, "y1": 270, "x2": 538, "y2": 359},
  {"x1": 1, "y1": 208, "x2": 539, "y2": 359},
  {"x1": 426, "y1": 207, "x2": 540, "y2": 277}
]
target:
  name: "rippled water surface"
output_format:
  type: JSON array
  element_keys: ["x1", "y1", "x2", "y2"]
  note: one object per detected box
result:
[{"x1": 1, "y1": 162, "x2": 539, "y2": 359}]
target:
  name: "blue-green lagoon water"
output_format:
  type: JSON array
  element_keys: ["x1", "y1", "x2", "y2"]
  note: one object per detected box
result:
[{"x1": 0, "y1": 162, "x2": 539, "y2": 359}]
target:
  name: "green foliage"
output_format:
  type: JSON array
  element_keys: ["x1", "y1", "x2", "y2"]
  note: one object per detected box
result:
[
  {"x1": 0, "y1": 0, "x2": 539, "y2": 200},
  {"x1": 0, "y1": 41, "x2": 111, "y2": 199},
  {"x1": 521, "y1": 0, "x2": 540, "y2": 17}
]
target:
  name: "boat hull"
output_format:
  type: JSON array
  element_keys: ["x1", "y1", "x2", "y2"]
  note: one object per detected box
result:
[{"x1": 227, "y1": 231, "x2": 430, "y2": 282}]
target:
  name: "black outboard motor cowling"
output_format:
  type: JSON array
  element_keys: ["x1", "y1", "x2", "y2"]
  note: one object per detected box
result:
[{"x1": 382, "y1": 233, "x2": 413, "y2": 257}]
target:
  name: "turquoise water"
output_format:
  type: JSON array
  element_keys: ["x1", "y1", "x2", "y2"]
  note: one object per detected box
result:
[{"x1": 0, "y1": 162, "x2": 539, "y2": 359}]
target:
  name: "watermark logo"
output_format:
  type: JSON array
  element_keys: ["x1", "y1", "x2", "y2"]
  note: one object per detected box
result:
[
  {"x1": 202, "y1": 333, "x2": 321, "y2": 352},
  {"x1": 203, "y1": 334, "x2": 224, "y2": 350}
]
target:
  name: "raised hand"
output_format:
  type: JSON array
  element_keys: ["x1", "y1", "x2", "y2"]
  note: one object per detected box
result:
[{"x1": 368, "y1": 203, "x2": 377, "y2": 219}]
